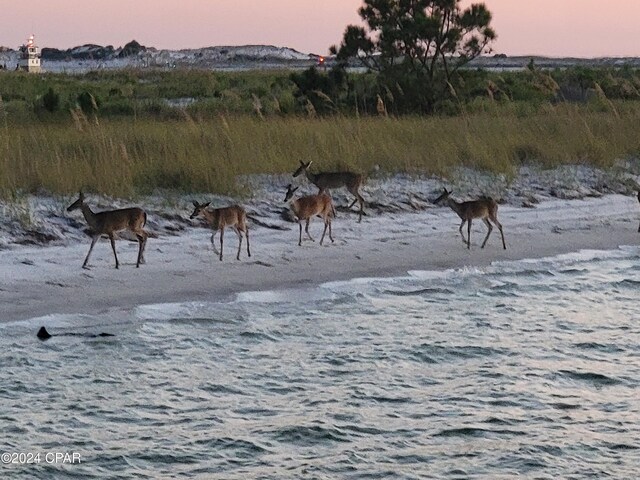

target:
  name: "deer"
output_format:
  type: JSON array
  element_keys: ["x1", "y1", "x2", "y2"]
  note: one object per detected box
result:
[
  {"x1": 433, "y1": 188, "x2": 506, "y2": 250},
  {"x1": 189, "y1": 201, "x2": 251, "y2": 261},
  {"x1": 284, "y1": 184, "x2": 335, "y2": 246},
  {"x1": 293, "y1": 160, "x2": 365, "y2": 223},
  {"x1": 67, "y1": 191, "x2": 148, "y2": 269}
]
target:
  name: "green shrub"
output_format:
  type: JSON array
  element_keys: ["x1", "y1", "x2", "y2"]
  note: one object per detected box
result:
[{"x1": 42, "y1": 87, "x2": 60, "y2": 112}]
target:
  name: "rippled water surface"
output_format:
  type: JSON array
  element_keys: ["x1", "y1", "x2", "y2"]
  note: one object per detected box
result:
[{"x1": 2, "y1": 247, "x2": 640, "y2": 479}]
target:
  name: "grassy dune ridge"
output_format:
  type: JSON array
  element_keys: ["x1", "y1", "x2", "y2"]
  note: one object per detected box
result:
[{"x1": 1, "y1": 101, "x2": 639, "y2": 199}]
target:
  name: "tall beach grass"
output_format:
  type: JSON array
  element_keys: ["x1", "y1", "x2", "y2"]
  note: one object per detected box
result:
[{"x1": 1, "y1": 101, "x2": 639, "y2": 199}]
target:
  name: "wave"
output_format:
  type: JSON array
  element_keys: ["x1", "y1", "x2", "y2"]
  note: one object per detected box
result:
[{"x1": 7, "y1": 245, "x2": 640, "y2": 330}]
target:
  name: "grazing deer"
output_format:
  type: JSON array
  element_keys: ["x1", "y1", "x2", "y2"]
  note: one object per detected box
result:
[
  {"x1": 67, "y1": 191, "x2": 148, "y2": 269},
  {"x1": 189, "y1": 201, "x2": 251, "y2": 261},
  {"x1": 433, "y1": 188, "x2": 506, "y2": 250},
  {"x1": 284, "y1": 184, "x2": 335, "y2": 246},
  {"x1": 293, "y1": 160, "x2": 365, "y2": 223}
]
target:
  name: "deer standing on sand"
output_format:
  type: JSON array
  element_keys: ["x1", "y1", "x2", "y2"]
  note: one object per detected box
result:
[
  {"x1": 433, "y1": 188, "x2": 506, "y2": 250},
  {"x1": 67, "y1": 191, "x2": 148, "y2": 269},
  {"x1": 189, "y1": 201, "x2": 251, "y2": 261},
  {"x1": 284, "y1": 184, "x2": 335, "y2": 246},
  {"x1": 293, "y1": 160, "x2": 365, "y2": 223}
]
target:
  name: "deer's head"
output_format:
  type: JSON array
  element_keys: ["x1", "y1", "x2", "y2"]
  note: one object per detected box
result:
[
  {"x1": 67, "y1": 191, "x2": 85, "y2": 212},
  {"x1": 433, "y1": 188, "x2": 452, "y2": 205},
  {"x1": 284, "y1": 184, "x2": 299, "y2": 203},
  {"x1": 189, "y1": 200, "x2": 211, "y2": 220},
  {"x1": 292, "y1": 160, "x2": 312, "y2": 178}
]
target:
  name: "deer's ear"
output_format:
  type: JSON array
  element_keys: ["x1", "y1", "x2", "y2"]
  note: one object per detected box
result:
[
  {"x1": 299, "y1": 160, "x2": 305, "y2": 166},
  {"x1": 293, "y1": 186, "x2": 299, "y2": 193},
  {"x1": 192, "y1": 200, "x2": 199, "y2": 207},
  {"x1": 306, "y1": 160, "x2": 313, "y2": 167},
  {"x1": 203, "y1": 202, "x2": 211, "y2": 208}
]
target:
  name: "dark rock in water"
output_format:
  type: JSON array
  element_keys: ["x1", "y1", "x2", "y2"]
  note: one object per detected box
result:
[
  {"x1": 36, "y1": 326, "x2": 115, "y2": 340},
  {"x1": 37, "y1": 326, "x2": 52, "y2": 340}
]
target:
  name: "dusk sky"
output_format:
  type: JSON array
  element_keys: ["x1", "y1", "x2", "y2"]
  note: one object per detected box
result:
[{"x1": 3, "y1": 0, "x2": 640, "y2": 57}]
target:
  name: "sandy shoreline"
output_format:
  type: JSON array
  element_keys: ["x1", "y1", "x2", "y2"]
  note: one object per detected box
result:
[{"x1": 1, "y1": 194, "x2": 638, "y2": 323}]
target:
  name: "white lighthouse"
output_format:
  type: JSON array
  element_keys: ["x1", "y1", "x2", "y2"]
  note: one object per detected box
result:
[{"x1": 18, "y1": 34, "x2": 42, "y2": 73}]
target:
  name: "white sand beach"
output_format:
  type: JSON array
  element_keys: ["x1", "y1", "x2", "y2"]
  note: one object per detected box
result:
[{"x1": 1, "y1": 192, "x2": 638, "y2": 324}]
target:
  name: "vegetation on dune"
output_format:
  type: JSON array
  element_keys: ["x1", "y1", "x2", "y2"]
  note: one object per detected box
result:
[
  {"x1": 1, "y1": 102, "x2": 639, "y2": 199},
  {"x1": 331, "y1": 0, "x2": 496, "y2": 113},
  {"x1": 1, "y1": 0, "x2": 640, "y2": 199}
]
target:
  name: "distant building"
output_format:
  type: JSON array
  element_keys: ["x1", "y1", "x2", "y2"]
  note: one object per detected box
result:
[{"x1": 18, "y1": 34, "x2": 41, "y2": 73}]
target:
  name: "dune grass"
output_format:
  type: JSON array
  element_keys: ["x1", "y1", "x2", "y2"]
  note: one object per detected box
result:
[{"x1": 1, "y1": 100, "x2": 639, "y2": 199}]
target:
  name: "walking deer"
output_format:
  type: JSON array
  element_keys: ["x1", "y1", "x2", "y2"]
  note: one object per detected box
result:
[
  {"x1": 189, "y1": 201, "x2": 251, "y2": 261},
  {"x1": 293, "y1": 160, "x2": 365, "y2": 222},
  {"x1": 433, "y1": 188, "x2": 506, "y2": 250},
  {"x1": 67, "y1": 191, "x2": 148, "y2": 269},
  {"x1": 284, "y1": 184, "x2": 335, "y2": 246}
]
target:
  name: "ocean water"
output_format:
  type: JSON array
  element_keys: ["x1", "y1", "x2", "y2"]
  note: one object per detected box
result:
[{"x1": 1, "y1": 247, "x2": 640, "y2": 479}]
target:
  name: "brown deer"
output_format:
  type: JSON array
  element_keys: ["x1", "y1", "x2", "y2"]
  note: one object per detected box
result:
[
  {"x1": 284, "y1": 184, "x2": 335, "y2": 246},
  {"x1": 67, "y1": 191, "x2": 148, "y2": 269},
  {"x1": 433, "y1": 188, "x2": 506, "y2": 250},
  {"x1": 189, "y1": 201, "x2": 251, "y2": 261},
  {"x1": 293, "y1": 160, "x2": 365, "y2": 222}
]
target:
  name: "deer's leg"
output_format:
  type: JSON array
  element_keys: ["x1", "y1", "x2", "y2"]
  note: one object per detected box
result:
[
  {"x1": 141, "y1": 231, "x2": 148, "y2": 263},
  {"x1": 494, "y1": 218, "x2": 507, "y2": 250},
  {"x1": 245, "y1": 226, "x2": 251, "y2": 257},
  {"x1": 458, "y1": 220, "x2": 467, "y2": 244},
  {"x1": 219, "y1": 227, "x2": 224, "y2": 261},
  {"x1": 141, "y1": 229, "x2": 149, "y2": 263},
  {"x1": 305, "y1": 218, "x2": 315, "y2": 242},
  {"x1": 356, "y1": 192, "x2": 365, "y2": 223},
  {"x1": 320, "y1": 219, "x2": 328, "y2": 245},
  {"x1": 82, "y1": 235, "x2": 100, "y2": 269},
  {"x1": 348, "y1": 187, "x2": 365, "y2": 223},
  {"x1": 328, "y1": 218, "x2": 334, "y2": 243},
  {"x1": 481, "y1": 218, "x2": 493, "y2": 249},
  {"x1": 109, "y1": 233, "x2": 119, "y2": 269},
  {"x1": 135, "y1": 233, "x2": 145, "y2": 267},
  {"x1": 135, "y1": 226, "x2": 148, "y2": 265},
  {"x1": 210, "y1": 229, "x2": 220, "y2": 255},
  {"x1": 467, "y1": 219, "x2": 472, "y2": 249},
  {"x1": 298, "y1": 222, "x2": 303, "y2": 246},
  {"x1": 233, "y1": 226, "x2": 242, "y2": 261}
]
